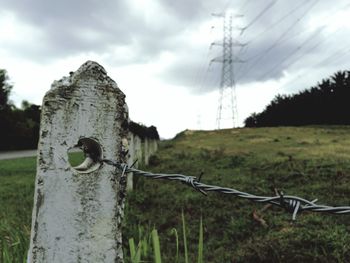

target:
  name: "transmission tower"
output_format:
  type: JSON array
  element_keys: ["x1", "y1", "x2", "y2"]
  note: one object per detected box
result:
[{"x1": 211, "y1": 12, "x2": 245, "y2": 129}]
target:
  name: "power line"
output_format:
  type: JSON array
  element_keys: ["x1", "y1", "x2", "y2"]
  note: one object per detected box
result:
[
  {"x1": 275, "y1": 2, "x2": 350, "y2": 74},
  {"x1": 240, "y1": 0, "x2": 278, "y2": 35},
  {"x1": 238, "y1": 1, "x2": 350, "y2": 83},
  {"x1": 194, "y1": 46, "x2": 214, "y2": 93},
  {"x1": 315, "y1": 48, "x2": 350, "y2": 69},
  {"x1": 198, "y1": 61, "x2": 214, "y2": 93},
  {"x1": 260, "y1": 1, "x2": 350, "y2": 85},
  {"x1": 192, "y1": 25, "x2": 217, "y2": 94},
  {"x1": 260, "y1": 28, "x2": 346, "y2": 83},
  {"x1": 234, "y1": 1, "x2": 311, "y2": 79},
  {"x1": 237, "y1": 0, "x2": 319, "y2": 81},
  {"x1": 258, "y1": 26, "x2": 325, "y2": 81},
  {"x1": 280, "y1": 45, "x2": 350, "y2": 93},
  {"x1": 245, "y1": 1, "x2": 309, "y2": 45},
  {"x1": 245, "y1": 1, "x2": 350, "y2": 54},
  {"x1": 236, "y1": 0, "x2": 319, "y2": 83}
]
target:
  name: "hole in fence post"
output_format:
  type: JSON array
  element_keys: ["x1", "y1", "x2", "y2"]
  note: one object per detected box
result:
[{"x1": 68, "y1": 138, "x2": 103, "y2": 174}]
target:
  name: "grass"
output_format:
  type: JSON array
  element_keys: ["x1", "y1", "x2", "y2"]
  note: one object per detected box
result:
[
  {"x1": 2, "y1": 126, "x2": 350, "y2": 262},
  {"x1": 152, "y1": 229, "x2": 162, "y2": 263},
  {"x1": 182, "y1": 210, "x2": 189, "y2": 263},
  {"x1": 126, "y1": 213, "x2": 203, "y2": 263},
  {"x1": 197, "y1": 216, "x2": 203, "y2": 263},
  {"x1": 0, "y1": 152, "x2": 84, "y2": 263},
  {"x1": 123, "y1": 126, "x2": 350, "y2": 262},
  {"x1": 0, "y1": 157, "x2": 35, "y2": 263}
]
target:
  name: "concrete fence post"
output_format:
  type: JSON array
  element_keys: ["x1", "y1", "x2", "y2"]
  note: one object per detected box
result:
[
  {"x1": 150, "y1": 139, "x2": 158, "y2": 156},
  {"x1": 134, "y1": 135, "x2": 142, "y2": 167},
  {"x1": 28, "y1": 61, "x2": 128, "y2": 263},
  {"x1": 144, "y1": 138, "x2": 149, "y2": 165},
  {"x1": 126, "y1": 132, "x2": 135, "y2": 191}
]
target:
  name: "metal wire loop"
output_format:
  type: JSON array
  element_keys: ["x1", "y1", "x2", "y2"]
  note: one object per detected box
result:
[{"x1": 183, "y1": 176, "x2": 207, "y2": 196}]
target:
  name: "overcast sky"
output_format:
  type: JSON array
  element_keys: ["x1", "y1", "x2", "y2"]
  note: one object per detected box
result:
[{"x1": 1, "y1": 0, "x2": 350, "y2": 138}]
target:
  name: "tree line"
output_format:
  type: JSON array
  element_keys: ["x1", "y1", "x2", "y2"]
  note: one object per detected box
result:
[
  {"x1": 128, "y1": 121, "x2": 160, "y2": 141},
  {"x1": 0, "y1": 69, "x2": 40, "y2": 150},
  {"x1": 245, "y1": 70, "x2": 350, "y2": 127},
  {"x1": 0, "y1": 69, "x2": 159, "y2": 151}
]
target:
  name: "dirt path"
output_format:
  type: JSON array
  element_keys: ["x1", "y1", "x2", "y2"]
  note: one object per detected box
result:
[{"x1": 0, "y1": 149, "x2": 37, "y2": 160}]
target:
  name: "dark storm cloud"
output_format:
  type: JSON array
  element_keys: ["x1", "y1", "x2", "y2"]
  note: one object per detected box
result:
[
  {"x1": 160, "y1": 0, "x2": 350, "y2": 93},
  {"x1": 3, "y1": 0, "x2": 350, "y2": 92},
  {"x1": 160, "y1": 0, "x2": 207, "y2": 21},
  {"x1": 160, "y1": 37, "x2": 302, "y2": 93},
  {"x1": 160, "y1": 0, "x2": 316, "y2": 90},
  {"x1": 1, "y1": 0, "x2": 228, "y2": 63},
  {"x1": 1, "y1": 0, "x2": 133, "y2": 59}
]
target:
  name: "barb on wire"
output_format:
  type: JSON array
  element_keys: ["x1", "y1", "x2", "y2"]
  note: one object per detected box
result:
[{"x1": 101, "y1": 159, "x2": 350, "y2": 220}]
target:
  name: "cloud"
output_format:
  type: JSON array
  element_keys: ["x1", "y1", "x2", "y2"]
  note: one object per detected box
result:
[
  {"x1": 2, "y1": 0, "x2": 350, "y2": 137},
  {"x1": 0, "y1": 0, "x2": 228, "y2": 64},
  {"x1": 0, "y1": 1, "x2": 153, "y2": 61},
  {"x1": 154, "y1": 0, "x2": 350, "y2": 95}
]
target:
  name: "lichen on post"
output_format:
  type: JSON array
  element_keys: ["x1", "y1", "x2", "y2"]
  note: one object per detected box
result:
[{"x1": 28, "y1": 61, "x2": 128, "y2": 263}]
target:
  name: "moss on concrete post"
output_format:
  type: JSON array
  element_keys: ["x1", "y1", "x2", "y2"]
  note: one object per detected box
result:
[{"x1": 28, "y1": 61, "x2": 128, "y2": 263}]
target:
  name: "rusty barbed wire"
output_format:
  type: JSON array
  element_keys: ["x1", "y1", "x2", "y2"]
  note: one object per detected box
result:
[{"x1": 102, "y1": 159, "x2": 350, "y2": 220}]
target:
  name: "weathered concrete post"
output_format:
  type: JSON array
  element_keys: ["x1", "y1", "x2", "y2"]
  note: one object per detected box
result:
[
  {"x1": 126, "y1": 132, "x2": 135, "y2": 191},
  {"x1": 144, "y1": 138, "x2": 150, "y2": 165},
  {"x1": 28, "y1": 61, "x2": 128, "y2": 263},
  {"x1": 134, "y1": 135, "x2": 142, "y2": 166},
  {"x1": 150, "y1": 139, "x2": 158, "y2": 156}
]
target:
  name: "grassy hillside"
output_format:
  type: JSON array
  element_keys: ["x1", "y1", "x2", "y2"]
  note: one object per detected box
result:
[
  {"x1": 124, "y1": 126, "x2": 350, "y2": 262},
  {"x1": 2, "y1": 126, "x2": 350, "y2": 262}
]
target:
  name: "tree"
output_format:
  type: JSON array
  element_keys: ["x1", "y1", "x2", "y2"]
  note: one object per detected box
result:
[
  {"x1": 244, "y1": 113, "x2": 258, "y2": 127},
  {"x1": 244, "y1": 70, "x2": 350, "y2": 127},
  {"x1": 0, "y1": 70, "x2": 41, "y2": 150},
  {"x1": 0, "y1": 69, "x2": 13, "y2": 110}
]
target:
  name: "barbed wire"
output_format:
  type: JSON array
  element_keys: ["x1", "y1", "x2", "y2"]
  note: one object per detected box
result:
[{"x1": 102, "y1": 159, "x2": 350, "y2": 221}]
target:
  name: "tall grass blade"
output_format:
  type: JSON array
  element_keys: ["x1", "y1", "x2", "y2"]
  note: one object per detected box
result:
[
  {"x1": 142, "y1": 237, "x2": 149, "y2": 258},
  {"x1": 171, "y1": 228, "x2": 179, "y2": 263},
  {"x1": 197, "y1": 216, "x2": 203, "y2": 263},
  {"x1": 129, "y1": 238, "x2": 141, "y2": 263},
  {"x1": 151, "y1": 229, "x2": 162, "y2": 263},
  {"x1": 129, "y1": 238, "x2": 136, "y2": 262},
  {"x1": 182, "y1": 210, "x2": 188, "y2": 263}
]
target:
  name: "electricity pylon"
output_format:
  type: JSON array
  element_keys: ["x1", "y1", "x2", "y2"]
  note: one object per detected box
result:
[{"x1": 211, "y1": 12, "x2": 245, "y2": 129}]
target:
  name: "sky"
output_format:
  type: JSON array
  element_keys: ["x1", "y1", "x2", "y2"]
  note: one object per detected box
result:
[{"x1": 1, "y1": 0, "x2": 350, "y2": 138}]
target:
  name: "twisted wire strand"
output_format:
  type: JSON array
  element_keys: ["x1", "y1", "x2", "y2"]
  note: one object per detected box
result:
[{"x1": 102, "y1": 159, "x2": 350, "y2": 220}]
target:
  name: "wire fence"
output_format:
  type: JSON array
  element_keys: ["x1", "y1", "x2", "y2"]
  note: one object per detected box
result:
[{"x1": 102, "y1": 159, "x2": 350, "y2": 221}]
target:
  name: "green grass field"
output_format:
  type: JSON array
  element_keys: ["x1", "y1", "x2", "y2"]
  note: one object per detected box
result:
[{"x1": 2, "y1": 126, "x2": 350, "y2": 262}]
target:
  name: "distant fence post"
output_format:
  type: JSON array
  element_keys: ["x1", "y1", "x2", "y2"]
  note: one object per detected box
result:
[
  {"x1": 134, "y1": 135, "x2": 142, "y2": 167},
  {"x1": 27, "y1": 61, "x2": 128, "y2": 263},
  {"x1": 127, "y1": 132, "x2": 135, "y2": 191},
  {"x1": 144, "y1": 138, "x2": 150, "y2": 165},
  {"x1": 150, "y1": 139, "x2": 158, "y2": 156}
]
